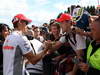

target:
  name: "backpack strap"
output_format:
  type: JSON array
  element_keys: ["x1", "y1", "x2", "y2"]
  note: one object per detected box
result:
[
  {"x1": 66, "y1": 33, "x2": 76, "y2": 46},
  {"x1": 30, "y1": 41, "x2": 36, "y2": 55},
  {"x1": 25, "y1": 35, "x2": 36, "y2": 55}
]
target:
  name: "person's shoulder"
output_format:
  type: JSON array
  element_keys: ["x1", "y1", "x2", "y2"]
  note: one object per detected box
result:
[
  {"x1": 76, "y1": 34, "x2": 86, "y2": 39},
  {"x1": 7, "y1": 31, "x2": 23, "y2": 42},
  {"x1": 10, "y1": 31, "x2": 20, "y2": 36}
]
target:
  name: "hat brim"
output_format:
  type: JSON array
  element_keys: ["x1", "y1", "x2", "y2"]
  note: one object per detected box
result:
[
  {"x1": 22, "y1": 18, "x2": 32, "y2": 23},
  {"x1": 55, "y1": 18, "x2": 63, "y2": 22}
]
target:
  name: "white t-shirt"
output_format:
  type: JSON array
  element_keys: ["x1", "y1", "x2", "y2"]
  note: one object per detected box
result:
[
  {"x1": 26, "y1": 39, "x2": 43, "y2": 74},
  {"x1": 3, "y1": 31, "x2": 33, "y2": 75},
  {"x1": 59, "y1": 34, "x2": 86, "y2": 51}
]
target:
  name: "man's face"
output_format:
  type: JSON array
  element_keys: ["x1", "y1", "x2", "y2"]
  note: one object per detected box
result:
[
  {"x1": 51, "y1": 26, "x2": 60, "y2": 35},
  {"x1": 2, "y1": 26, "x2": 10, "y2": 37},
  {"x1": 60, "y1": 20, "x2": 72, "y2": 33},
  {"x1": 34, "y1": 28, "x2": 40, "y2": 36},
  {"x1": 91, "y1": 21, "x2": 100, "y2": 41},
  {"x1": 18, "y1": 20, "x2": 28, "y2": 31}
]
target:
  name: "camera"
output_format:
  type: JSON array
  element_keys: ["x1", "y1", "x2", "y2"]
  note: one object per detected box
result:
[{"x1": 72, "y1": 56, "x2": 82, "y2": 64}]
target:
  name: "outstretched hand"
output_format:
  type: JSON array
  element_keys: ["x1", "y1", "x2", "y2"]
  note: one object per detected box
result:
[
  {"x1": 44, "y1": 40, "x2": 52, "y2": 51},
  {"x1": 78, "y1": 62, "x2": 89, "y2": 72}
]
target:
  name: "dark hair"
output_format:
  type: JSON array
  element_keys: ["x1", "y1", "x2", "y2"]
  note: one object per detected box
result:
[
  {"x1": 12, "y1": 22, "x2": 18, "y2": 28},
  {"x1": 12, "y1": 18, "x2": 19, "y2": 28},
  {"x1": 32, "y1": 25, "x2": 35, "y2": 28},
  {"x1": 43, "y1": 23, "x2": 48, "y2": 27},
  {"x1": 0, "y1": 23, "x2": 10, "y2": 33},
  {"x1": 76, "y1": 5, "x2": 81, "y2": 8},
  {"x1": 0, "y1": 23, "x2": 10, "y2": 41},
  {"x1": 49, "y1": 22, "x2": 60, "y2": 31},
  {"x1": 49, "y1": 19, "x2": 55, "y2": 25}
]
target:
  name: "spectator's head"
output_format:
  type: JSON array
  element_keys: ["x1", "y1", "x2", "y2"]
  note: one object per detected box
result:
[
  {"x1": 43, "y1": 23, "x2": 48, "y2": 27},
  {"x1": 91, "y1": 16, "x2": 100, "y2": 41},
  {"x1": 12, "y1": 14, "x2": 32, "y2": 30},
  {"x1": 34, "y1": 27, "x2": 40, "y2": 38},
  {"x1": 50, "y1": 22, "x2": 60, "y2": 35},
  {"x1": 31, "y1": 25, "x2": 36, "y2": 31},
  {"x1": 49, "y1": 19, "x2": 55, "y2": 25},
  {"x1": 96, "y1": 5, "x2": 100, "y2": 16},
  {"x1": 56, "y1": 13, "x2": 73, "y2": 33},
  {"x1": 0, "y1": 23, "x2": 10, "y2": 39},
  {"x1": 76, "y1": 5, "x2": 81, "y2": 8}
]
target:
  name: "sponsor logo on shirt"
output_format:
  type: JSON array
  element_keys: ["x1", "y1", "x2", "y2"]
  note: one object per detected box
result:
[
  {"x1": 3, "y1": 46, "x2": 14, "y2": 50},
  {"x1": 24, "y1": 43, "x2": 31, "y2": 50}
]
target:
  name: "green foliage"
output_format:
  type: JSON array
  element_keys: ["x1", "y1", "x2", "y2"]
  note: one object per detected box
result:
[
  {"x1": 85, "y1": 6, "x2": 96, "y2": 15},
  {"x1": 56, "y1": 5, "x2": 96, "y2": 19}
]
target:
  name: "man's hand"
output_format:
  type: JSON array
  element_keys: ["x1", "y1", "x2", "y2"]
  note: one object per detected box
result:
[
  {"x1": 78, "y1": 62, "x2": 89, "y2": 72},
  {"x1": 75, "y1": 27, "x2": 85, "y2": 36},
  {"x1": 44, "y1": 40, "x2": 53, "y2": 51}
]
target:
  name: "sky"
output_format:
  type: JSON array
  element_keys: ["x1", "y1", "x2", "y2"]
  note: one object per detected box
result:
[{"x1": 0, "y1": 0, "x2": 99, "y2": 28}]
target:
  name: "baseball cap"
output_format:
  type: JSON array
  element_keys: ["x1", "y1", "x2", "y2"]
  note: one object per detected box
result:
[
  {"x1": 56, "y1": 13, "x2": 72, "y2": 22},
  {"x1": 12, "y1": 14, "x2": 32, "y2": 24},
  {"x1": 97, "y1": 5, "x2": 100, "y2": 7}
]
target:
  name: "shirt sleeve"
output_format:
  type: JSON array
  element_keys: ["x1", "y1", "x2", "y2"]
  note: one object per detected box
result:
[
  {"x1": 84, "y1": 10, "x2": 91, "y2": 17},
  {"x1": 76, "y1": 34, "x2": 86, "y2": 50},
  {"x1": 59, "y1": 36, "x2": 67, "y2": 43},
  {"x1": 18, "y1": 36, "x2": 33, "y2": 55}
]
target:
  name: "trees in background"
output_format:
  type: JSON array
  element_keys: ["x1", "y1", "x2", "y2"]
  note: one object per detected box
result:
[{"x1": 57, "y1": 5, "x2": 96, "y2": 18}]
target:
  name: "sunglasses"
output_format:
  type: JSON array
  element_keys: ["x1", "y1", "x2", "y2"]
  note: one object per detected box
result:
[{"x1": 20, "y1": 20, "x2": 29, "y2": 25}]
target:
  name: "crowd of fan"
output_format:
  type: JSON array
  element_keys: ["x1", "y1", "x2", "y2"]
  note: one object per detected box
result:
[{"x1": 0, "y1": 5, "x2": 100, "y2": 75}]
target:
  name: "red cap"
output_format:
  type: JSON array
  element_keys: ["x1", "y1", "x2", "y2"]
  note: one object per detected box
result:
[
  {"x1": 97, "y1": 5, "x2": 100, "y2": 7},
  {"x1": 12, "y1": 14, "x2": 32, "y2": 24},
  {"x1": 56, "y1": 13, "x2": 72, "y2": 22}
]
